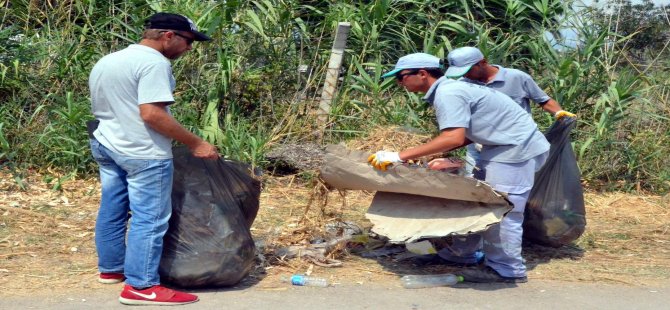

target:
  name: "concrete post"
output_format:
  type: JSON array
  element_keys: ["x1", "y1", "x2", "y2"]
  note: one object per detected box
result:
[{"x1": 317, "y1": 22, "x2": 351, "y2": 132}]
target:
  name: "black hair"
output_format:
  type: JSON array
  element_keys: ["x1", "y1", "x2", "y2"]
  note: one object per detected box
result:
[
  {"x1": 423, "y1": 68, "x2": 444, "y2": 78},
  {"x1": 394, "y1": 67, "x2": 445, "y2": 80}
]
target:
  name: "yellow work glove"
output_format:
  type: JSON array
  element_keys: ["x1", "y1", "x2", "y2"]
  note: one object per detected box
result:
[
  {"x1": 555, "y1": 110, "x2": 576, "y2": 120},
  {"x1": 367, "y1": 151, "x2": 403, "y2": 171}
]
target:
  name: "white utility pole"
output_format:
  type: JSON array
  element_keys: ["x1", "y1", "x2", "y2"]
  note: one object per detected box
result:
[{"x1": 317, "y1": 22, "x2": 351, "y2": 132}]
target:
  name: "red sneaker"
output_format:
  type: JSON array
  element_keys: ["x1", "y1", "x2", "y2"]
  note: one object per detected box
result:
[
  {"x1": 98, "y1": 272, "x2": 125, "y2": 284},
  {"x1": 118, "y1": 285, "x2": 199, "y2": 305}
]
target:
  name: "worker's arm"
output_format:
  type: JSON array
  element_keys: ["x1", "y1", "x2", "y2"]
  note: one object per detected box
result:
[
  {"x1": 399, "y1": 127, "x2": 468, "y2": 161},
  {"x1": 540, "y1": 99, "x2": 576, "y2": 119},
  {"x1": 367, "y1": 128, "x2": 470, "y2": 171},
  {"x1": 139, "y1": 102, "x2": 218, "y2": 159},
  {"x1": 539, "y1": 98, "x2": 562, "y2": 115}
]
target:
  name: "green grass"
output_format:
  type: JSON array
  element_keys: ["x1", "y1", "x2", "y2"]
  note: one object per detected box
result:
[{"x1": 0, "y1": 0, "x2": 668, "y2": 193}]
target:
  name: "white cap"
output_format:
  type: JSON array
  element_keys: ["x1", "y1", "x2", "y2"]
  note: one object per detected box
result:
[
  {"x1": 382, "y1": 53, "x2": 441, "y2": 78},
  {"x1": 445, "y1": 47, "x2": 484, "y2": 78}
]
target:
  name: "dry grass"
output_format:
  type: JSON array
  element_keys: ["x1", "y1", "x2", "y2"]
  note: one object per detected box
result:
[
  {"x1": 345, "y1": 126, "x2": 448, "y2": 165},
  {"x1": 0, "y1": 151, "x2": 669, "y2": 295},
  {"x1": 0, "y1": 170, "x2": 99, "y2": 294},
  {"x1": 346, "y1": 126, "x2": 433, "y2": 152}
]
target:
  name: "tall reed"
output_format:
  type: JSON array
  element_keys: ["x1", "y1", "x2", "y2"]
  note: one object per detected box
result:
[{"x1": 0, "y1": 0, "x2": 668, "y2": 192}]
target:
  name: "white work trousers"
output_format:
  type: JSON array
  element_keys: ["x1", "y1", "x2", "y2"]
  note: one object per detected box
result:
[{"x1": 439, "y1": 151, "x2": 548, "y2": 278}]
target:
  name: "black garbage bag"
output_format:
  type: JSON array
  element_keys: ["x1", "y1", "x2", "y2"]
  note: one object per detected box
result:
[
  {"x1": 523, "y1": 117, "x2": 586, "y2": 247},
  {"x1": 159, "y1": 147, "x2": 261, "y2": 288}
]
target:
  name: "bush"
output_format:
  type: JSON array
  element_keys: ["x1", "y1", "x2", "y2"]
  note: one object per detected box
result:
[{"x1": 1, "y1": 0, "x2": 668, "y2": 193}]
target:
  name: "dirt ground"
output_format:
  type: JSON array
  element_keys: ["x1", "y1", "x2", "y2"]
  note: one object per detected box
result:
[{"x1": 0, "y1": 169, "x2": 669, "y2": 297}]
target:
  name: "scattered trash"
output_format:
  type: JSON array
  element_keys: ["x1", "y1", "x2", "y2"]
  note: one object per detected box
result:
[
  {"x1": 392, "y1": 251, "x2": 423, "y2": 261},
  {"x1": 270, "y1": 220, "x2": 373, "y2": 267},
  {"x1": 282, "y1": 274, "x2": 329, "y2": 287},
  {"x1": 324, "y1": 221, "x2": 362, "y2": 238},
  {"x1": 359, "y1": 246, "x2": 406, "y2": 258},
  {"x1": 274, "y1": 236, "x2": 349, "y2": 267},
  {"x1": 401, "y1": 274, "x2": 463, "y2": 289},
  {"x1": 405, "y1": 240, "x2": 436, "y2": 255}
]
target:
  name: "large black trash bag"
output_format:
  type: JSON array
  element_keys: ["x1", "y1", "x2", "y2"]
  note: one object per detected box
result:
[
  {"x1": 523, "y1": 117, "x2": 586, "y2": 247},
  {"x1": 159, "y1": 147, "x2": 261, "y2": 288}
]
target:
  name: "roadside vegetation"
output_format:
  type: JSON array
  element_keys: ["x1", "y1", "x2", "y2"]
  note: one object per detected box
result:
[{"x1": 1, "y1": 0, "x2": 668, "y2": 193}]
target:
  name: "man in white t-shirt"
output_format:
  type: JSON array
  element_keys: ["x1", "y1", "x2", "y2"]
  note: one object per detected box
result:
[
  {"x1": 88, "y1": 12, "x2": 217, "y2": 306},
  {"x1": 368, "y1": 53, "x2": 549, "y2": 283}
]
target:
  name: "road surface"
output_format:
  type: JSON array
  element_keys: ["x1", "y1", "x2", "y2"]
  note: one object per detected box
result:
[{"x1": 4, "y1": 279, "x2": 667, "y2": 309}]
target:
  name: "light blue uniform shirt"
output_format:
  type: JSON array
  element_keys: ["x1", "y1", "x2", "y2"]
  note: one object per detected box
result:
[
  {"x1": 423, "y1": 77, "x2": 549, "y2": 163},
  {"x1": 461, "y1": 66, "x2": 550, "y2": 114}
]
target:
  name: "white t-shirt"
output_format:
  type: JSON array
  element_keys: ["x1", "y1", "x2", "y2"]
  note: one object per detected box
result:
[
  {"x1": 89, "y1": 44, "x2": 176, "y2": 159},
  {"x1": 423, "y1": 77, "x2": 549, "y2": 163}
]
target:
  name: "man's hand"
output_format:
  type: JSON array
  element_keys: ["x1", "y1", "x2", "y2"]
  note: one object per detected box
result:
[
  {"x1": 427, "y1": 157, "x2": 463, "y2": 171},
  {"x1": 191, "y1": 140, "x2": 219, "y2": 159},
  {"x1": 367, "y1": 151, "x2": 403, "y2": 171},
  {"x1": 555, "y1": 110, "x2": 576, "y2": 120},
  {"x1": 140, "y1": 103, "x2": 220, "y2": 159}
]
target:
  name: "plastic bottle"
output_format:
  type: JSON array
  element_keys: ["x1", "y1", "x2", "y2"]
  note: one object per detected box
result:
[
  {"x1": 283, "y1": 274, "x2": 329, "y2": 287},
  {"x1": 400, "y1": 274, "x2": 463, "y2": 289}
]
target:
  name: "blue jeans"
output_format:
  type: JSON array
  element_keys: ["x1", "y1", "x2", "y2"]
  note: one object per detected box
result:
[{"x1": 90, "y1": 139, "x2": 173, "y2": 288}]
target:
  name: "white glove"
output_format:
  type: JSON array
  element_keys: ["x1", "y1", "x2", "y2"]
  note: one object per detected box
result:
[
  {"x1": 474, "y1": 143, "x2": 483, "y2": 152},
  {"x1": 367, "y1": 151, "x2": 403, "y2": 171}
]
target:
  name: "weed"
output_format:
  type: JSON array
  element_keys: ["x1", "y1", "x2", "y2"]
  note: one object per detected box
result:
[{"x1": 0, "y1": 0, "x2": 668, "y2": 193}]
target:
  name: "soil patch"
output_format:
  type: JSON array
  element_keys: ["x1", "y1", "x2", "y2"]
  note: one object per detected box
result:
[{"x1": 0, "y1": 168, "x2": 668, "y2": 296}]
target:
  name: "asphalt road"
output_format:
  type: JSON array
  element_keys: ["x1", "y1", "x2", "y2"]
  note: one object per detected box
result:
[{"x1": 4, "y1": 280, "x2": 667, "y2": 309}]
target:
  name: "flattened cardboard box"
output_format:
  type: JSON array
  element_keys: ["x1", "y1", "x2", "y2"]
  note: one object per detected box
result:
[{"x1": 320, "y1": 145, "x2": 512, "y2": 243}]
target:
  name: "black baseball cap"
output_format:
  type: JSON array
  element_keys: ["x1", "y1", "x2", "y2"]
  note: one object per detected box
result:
[{"x1": 144, "y1": 12, "x2": 211, "y2": 41}]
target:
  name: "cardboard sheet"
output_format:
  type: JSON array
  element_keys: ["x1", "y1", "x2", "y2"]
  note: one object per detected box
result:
[
  {"x1": 320, "y1": 145, "x2": 513, "y2": 243},
  {"x1": 320, "y1": 145, "x2": 506, "y2": 204},
  {"x1": 367, "y1": 192, "x2": 510, "y2": 243}
]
